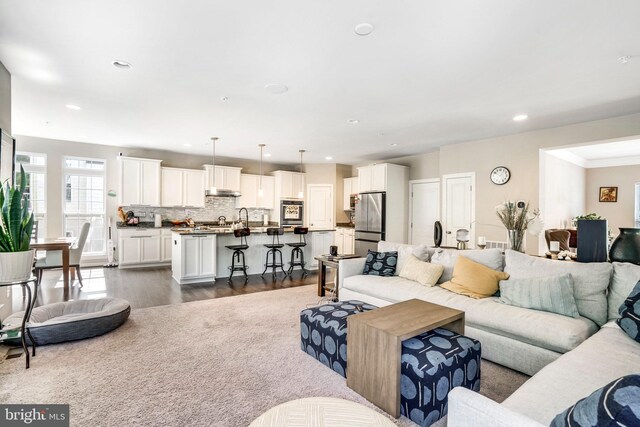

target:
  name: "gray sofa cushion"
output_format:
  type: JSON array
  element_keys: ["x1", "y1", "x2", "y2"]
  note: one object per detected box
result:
[
  {"x1": 431, "y1": 248, "x2": 504, "y2": 283},
  {"x1": 504, "y1": 250, "x2": 611, "y2": 326},
  {"x1": 499, "y1": 274, "x2": 580, "y2": 318},
  {"x1": 342, "y1": 275, "x2": 597, "y2": 354},
  {"x1": 502, "y1": 323, "x2": 640, "y2": 425},
  {"x1": 4, "y1": 298, "x2": 130, "y2": 345},
  {"x1": 609, "y1": 262, "x2": 640, "y2": 320}
]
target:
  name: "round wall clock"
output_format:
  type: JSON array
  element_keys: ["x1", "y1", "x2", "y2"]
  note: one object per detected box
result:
[{"x1": 490, "y1": 166, "x2": 511, "y2": 185}]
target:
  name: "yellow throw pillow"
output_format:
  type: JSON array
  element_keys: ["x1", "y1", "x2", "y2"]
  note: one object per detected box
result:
[
  {"x1": 441, "y1": 255, "x2": 510, "y2": 298},
  {"x1": 399, "y1": 255, "x2": 444, "y2": 286}
]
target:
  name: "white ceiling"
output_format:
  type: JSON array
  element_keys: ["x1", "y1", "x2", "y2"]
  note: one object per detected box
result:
[
  {"x1": 1, "y1": 0, "x2": 640, "y2": 164},
  {"x1": 547, "y1": 138, "x2": 640, "y2": 168}
]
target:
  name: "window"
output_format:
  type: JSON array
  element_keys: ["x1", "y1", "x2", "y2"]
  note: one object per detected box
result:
[
  {"x1": 15, "y1": 152, "x2": 47, "y2": 239},
  {"x1": 63, "y1": 156, "x2": 106, "y2": 255}
]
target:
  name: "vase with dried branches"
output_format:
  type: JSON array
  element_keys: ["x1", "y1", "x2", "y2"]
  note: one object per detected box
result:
[{"x1": 495, "y1": 201, "x2": 542, "y2": 252}]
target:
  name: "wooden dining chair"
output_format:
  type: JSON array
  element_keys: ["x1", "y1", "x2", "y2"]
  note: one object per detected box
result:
[{"x1": 34, "y1": 222, "x2": 91, "y2": 287}]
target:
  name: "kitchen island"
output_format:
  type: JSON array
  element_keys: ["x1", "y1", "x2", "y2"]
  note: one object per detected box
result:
[{"x1": 171, "y1": 227, "x2": 335, "y2": 284}]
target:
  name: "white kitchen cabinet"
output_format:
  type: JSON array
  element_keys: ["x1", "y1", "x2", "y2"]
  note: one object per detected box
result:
[
  {"x1": 357, "y1": 166, "x2": 373, "y2": 193},
  {"x1": 334, "y1": 228, "x2": 355, "y2": 255},
  {"x1": 343, "y1": 177, "x2": 358, "y2": 210},
  {"x1": 204, "y1": 165, "x2": 242, "y2": 192},
  {"x1": 335, "y1": 228, "x2": 345, "y2": 254},
  {"x1": 344, "y1": 228, "x2": 355, "y2": 254},
  {"x1": 310, "y1": 231, "x2": 335, "y2": 268},
  {"x1": 118, "y1": 228, "x2": 164, "y2": 267},
  {"x1": 183, "y1": 169, "x2": 205, "y2": 207},
  {"x1": 171, "y1": 233, "x2": 217, "y2": 284},
  {"x1": 238, "y1": 174, "x2": 275, "y2": 209},
  {"x1": 161, "y1": 168, "x2": 184, "y2": 206},
  {"x1": 273, "y1": 171, "x2": 305, "y2": 200},
  {"x1": 161, "y1": 167, "x2": 205, "y2": 207},
  {"x1": 118, "y1": 157, "x2": 162, "y2": 206},
  {"x1": 161, "y1": 229, "x2": 172, "y2": 262},
  {"x1": 358, "y1": 164, "x2": 388, "y2": 192}
]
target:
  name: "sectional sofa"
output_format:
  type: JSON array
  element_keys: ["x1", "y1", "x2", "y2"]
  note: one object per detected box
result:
[{"x1": 338, "y1": 242, "x2": 640, "y2": 425}]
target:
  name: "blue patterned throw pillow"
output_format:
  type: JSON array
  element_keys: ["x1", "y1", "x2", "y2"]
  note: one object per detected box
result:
[
  {"x1": 362, "y1": 250, "x2": 398, "y2": 276},
  {"x1": 617, "y1": 280, "x2": 640, "y2": 343},
  {"x1": 550, "y1": 375, "x2": 640, "y2": 427}
]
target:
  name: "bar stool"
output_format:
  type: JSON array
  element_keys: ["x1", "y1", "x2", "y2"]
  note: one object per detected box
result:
[
  {"x1": 225, "y1": 228, "x2": 250, "y2": 283},
  {"x1": 262, "y1": 227, "x2": 286, "y2": 279},
  {"x1": 286, "y1": 227, "x2": 308, "y2": 276}
]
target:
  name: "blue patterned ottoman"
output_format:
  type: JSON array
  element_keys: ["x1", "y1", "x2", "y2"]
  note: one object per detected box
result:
[
  {"x1": 400, "y1": 328, "x2": 481, "y2": 427},
  {"x1": 300, "y1": 300, "x2": 377, "y2": 377}
]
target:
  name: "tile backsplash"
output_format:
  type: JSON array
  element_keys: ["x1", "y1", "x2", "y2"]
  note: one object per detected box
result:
[{"x1": 122, "y1": 196, "x2": 272, "y2": 223}]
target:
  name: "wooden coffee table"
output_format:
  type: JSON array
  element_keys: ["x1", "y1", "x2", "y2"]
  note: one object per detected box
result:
[{"x1": 346, "y1": 299, "x2": 465, "y2": 418}]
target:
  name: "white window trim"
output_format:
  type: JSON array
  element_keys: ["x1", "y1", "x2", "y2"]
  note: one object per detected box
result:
[{"x1": 62, "y1": 156, "x2": 108, "y2": 256}]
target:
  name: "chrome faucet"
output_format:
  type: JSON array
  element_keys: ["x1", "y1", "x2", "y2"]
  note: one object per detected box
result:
[{"x1": 238, "y1": 207, "x2": 249, "y2": 229}]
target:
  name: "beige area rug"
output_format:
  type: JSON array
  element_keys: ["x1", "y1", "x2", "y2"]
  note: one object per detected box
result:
[{"x1": 0, "y1": 286, "x2": 528, "y2": 426}]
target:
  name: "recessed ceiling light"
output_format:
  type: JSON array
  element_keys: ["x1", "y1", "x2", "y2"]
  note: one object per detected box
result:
[
  {"x1": 354, "y1": 23, "x2": 375, "y2": 36},
  {"x1": 44, "y1": 121, "x2": 50, "y2": 125},
  {"x1": 513, "y1": 114, "x2": 528, "y2": 122},
  {"x1": 66, "y1": 104, "x2": 82, "y2": 110},
  {"x1": 183, "y1": 143, "x2": 192, "y2": 147},
  {"x1": 264, "y1": 83, "x2": 288, "y2": 94},
  {"x1": 618, "y1": 55, "x2": 632, "y2": 64},
  {"x1": 112, "y1": 60, "x2": 132, "y2": 69},
  {"x1": 264, "y1": 153, "x2": 272, "y2": 157},
  {"x1": 325, "y1": 156, "x2": 333, "y2": 160},
  {"x1": 347, "y1": 119, "x2": 359, "y2": 124},
  {"x1": 220, "y1": 96, "x2": 229, "y2": 102},
  {"x1": 389, "y1": 143, "x2": 398, "y2": 147}
]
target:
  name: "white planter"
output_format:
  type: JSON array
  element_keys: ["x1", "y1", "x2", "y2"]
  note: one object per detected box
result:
[{"x1": 0, "y1": 249, "x2": 35, "y2": 283}]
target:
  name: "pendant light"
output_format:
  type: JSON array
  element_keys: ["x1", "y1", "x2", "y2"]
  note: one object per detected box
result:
[
  {"x1": 298, "y1": 149, "x2": 305, "y2": 199},
  {"x1": 209, "y1": 137, "x2": 219, "y2": 195},
  {"x1": 258, "y1": 144, "x2": 266, "y2": 198}
]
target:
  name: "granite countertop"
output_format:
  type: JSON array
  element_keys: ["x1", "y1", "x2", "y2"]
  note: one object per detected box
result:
[
  {"x1": 171, "y1": 227, "x2": 336, "y2": 235},
  {"x1": 336, "y1": 222, "x2": 355, "y2": 228},
  {"x1": 117, "y1": 221, "x2": 276, "y2": 229}
]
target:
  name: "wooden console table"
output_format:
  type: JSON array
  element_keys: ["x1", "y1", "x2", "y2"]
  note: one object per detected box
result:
[
  {"x1": 346, "y1": 299, "x2": 465, "y2": 418},
  {"x1": 314, "y1": 255, "x2": 361, "y2": 299}
]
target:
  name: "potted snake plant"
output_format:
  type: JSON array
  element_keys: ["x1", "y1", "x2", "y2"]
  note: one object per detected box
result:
[{"x1": 0, "y1": 165, "x2": 35, "y2": 282}]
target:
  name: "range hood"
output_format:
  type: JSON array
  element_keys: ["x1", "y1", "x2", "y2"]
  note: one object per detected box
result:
[{"x1": 205, "y1": 188, "x2": 241, "y2": 197}]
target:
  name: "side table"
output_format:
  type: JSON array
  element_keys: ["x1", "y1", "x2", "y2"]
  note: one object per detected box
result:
[
  {"x1": 0, "y1": 277, "x2": 38, "y2": 368},
  {"x1": 347, "y1": 299, "x2": 465, "y2": 417},
  {"x1": 314, "y1": 254, "x2": 362, "y2": 300}
]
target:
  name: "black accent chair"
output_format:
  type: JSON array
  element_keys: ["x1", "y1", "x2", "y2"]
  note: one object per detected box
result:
[
  {"x1": 286, "y1": 227, "x2": 308, "y2": 276},
  {"x1": 261, "y1": 227, "x2": 286, "y2": 280},
  {"x1": 225, "y1": 228, "x2": 250, "y2": 283}
]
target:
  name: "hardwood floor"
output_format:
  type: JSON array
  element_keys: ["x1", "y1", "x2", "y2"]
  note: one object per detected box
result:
[{"x1": 10, "y1": 267, "x2": 320, "y2": 311}]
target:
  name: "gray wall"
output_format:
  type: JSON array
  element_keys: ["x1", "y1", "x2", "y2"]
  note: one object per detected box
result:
[{"x1": 0, "y1": 61, "x2": 10, "y2": 134}]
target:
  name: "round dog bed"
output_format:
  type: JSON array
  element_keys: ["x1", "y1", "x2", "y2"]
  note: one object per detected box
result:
[{"x1": 3, "y1": 298, "x2": 130, "y2": 346}]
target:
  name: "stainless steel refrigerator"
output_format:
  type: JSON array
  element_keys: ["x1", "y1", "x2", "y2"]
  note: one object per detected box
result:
[{"x1": 355, "y1": 192, "x2": 386, "y2": 256}]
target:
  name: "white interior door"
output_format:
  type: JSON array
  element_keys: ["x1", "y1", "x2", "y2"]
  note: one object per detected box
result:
[
  {"x1": 307, "y1": 185, "x2": 333, "y2": 229},
  {"x1": 442, "y1": 173, "x2": 475, "y2": 247},
  {"x1": 409, "y1": 179, "x2": 440, "y2": 245}
]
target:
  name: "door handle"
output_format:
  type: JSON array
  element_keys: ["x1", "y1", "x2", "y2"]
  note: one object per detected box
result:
[{"x1": 446, "y1": 231, "x2": 452, "y2": 234}]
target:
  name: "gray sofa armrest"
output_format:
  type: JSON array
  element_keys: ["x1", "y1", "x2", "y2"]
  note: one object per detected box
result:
[
  {"x1": 448, "y1": 388, "x2": 545, "y2": 427},
  {"x1": 338, "y1": 258, "x2": 366, "y2": 289}
]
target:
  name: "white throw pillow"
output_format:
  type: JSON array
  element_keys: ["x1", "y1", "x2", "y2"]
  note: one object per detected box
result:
[
  {"x1": 609, "y1": 263, "x2": 640, "y2": 320},
  {"x1": 378, "y1": 241, "x2": 430, "y2": 276},
  {"x1": 504, "y1": 250, "x2": 611, "y2": 326},
  {"x1": 430, "y1": 248, "x2": 504, "y2": 284},
  {"x1": 399, "y1": 255, "x2": 444, "y2": 286}
]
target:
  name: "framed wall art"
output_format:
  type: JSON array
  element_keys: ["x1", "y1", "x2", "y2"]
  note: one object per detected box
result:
[{"x1": 599, "y1": 186, "x2": 618, "y2": 203}]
